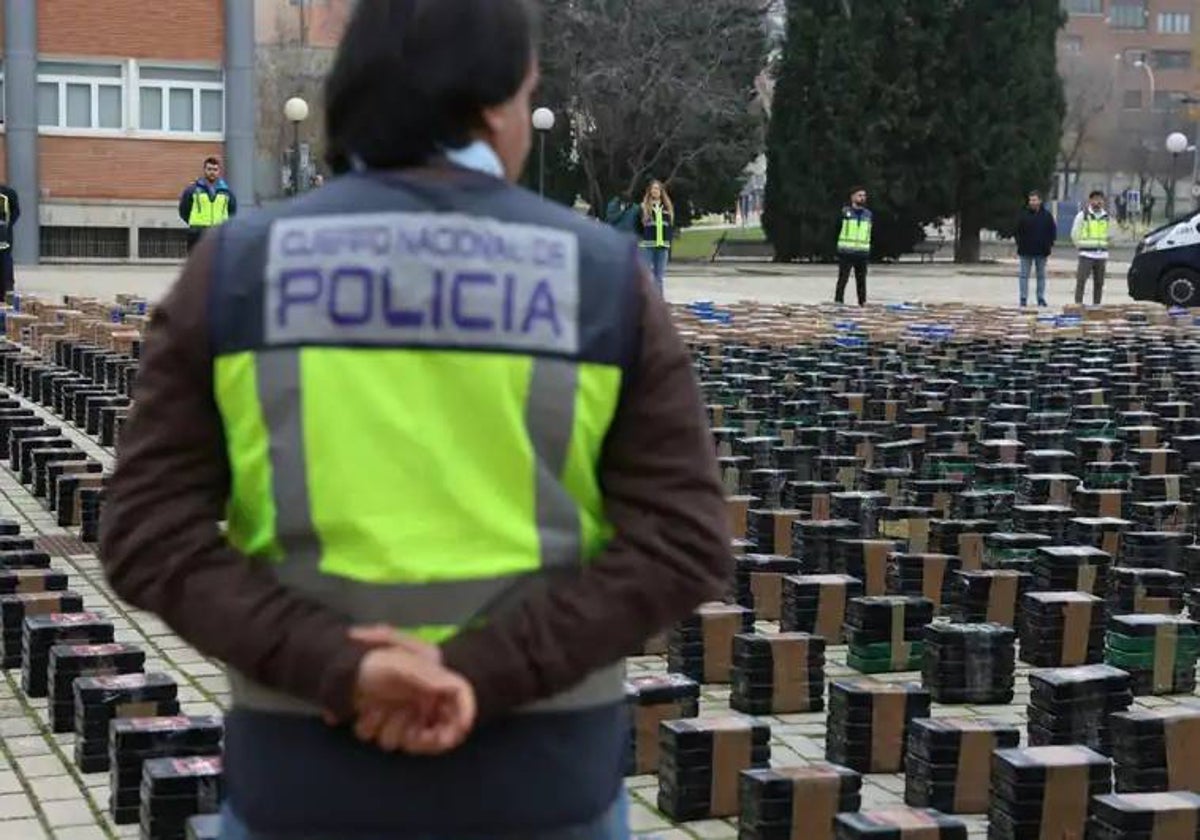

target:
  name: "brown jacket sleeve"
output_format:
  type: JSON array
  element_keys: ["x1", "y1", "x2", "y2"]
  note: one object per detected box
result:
[
  {"x1": 441, "y1": 266, "x2": 732, "y2": 722},
  {"x1": 98, "y1": 236, "x2": 367, "y2": 717}
]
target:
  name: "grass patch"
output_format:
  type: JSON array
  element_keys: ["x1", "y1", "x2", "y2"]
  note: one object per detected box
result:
[{"x1": 671, "y1": 226, "x2": 765, "y2": 261}]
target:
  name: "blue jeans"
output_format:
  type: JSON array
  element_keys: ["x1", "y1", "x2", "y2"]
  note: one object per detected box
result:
[
  {"x1": 1018, "y1": 255, "x2": 1047, "y2": 305},
  {"x1": 215, "y1": 791, "x2": 630, "y2": 840},
  {"x1": 640, "y1": 247, "x2": 668, "y2": 293}
]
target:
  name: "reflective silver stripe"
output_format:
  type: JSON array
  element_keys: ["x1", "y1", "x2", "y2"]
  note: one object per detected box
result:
[
  {"x1": 235, "y1": 348, "x2": 611, "y2": 716},
  {"x1": 527, "y1": 358, "x2": 582, "y2": 569}
]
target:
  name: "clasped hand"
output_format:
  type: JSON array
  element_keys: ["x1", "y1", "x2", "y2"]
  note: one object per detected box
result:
[{"x1": 323, "y1": 625, "x2": 476, "y2": 755}]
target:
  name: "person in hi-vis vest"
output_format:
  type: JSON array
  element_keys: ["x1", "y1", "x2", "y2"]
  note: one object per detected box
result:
[
  {"x1": 0, "y1": 184, "x2": 20, "y2": 299},
  {"x1": 178, "y1": 156, "x2": 237, "y2": 253},
  {"x1": 835, "y1": 186, "x2": 872, "y2": 305},
  {"x1": 99, "y1": 1, "x2": 730, "y2": 837},
  {"x1": 1071, "y1": 189, "x2": 1110, "y2": 305}
]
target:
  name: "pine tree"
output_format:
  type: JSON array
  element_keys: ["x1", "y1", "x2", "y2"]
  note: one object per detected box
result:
[{"x1": 945, "y1": 0, "x2": 1065, "y2": 262}]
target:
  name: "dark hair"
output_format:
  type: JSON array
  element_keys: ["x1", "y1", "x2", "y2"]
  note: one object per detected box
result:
[
  {"x1": 204, "y1": 157, "x2": 221, "y2": 167},
  {"x1": 849, "y1": 186, "x2": 866, "y2": 195},
  {"x1": 325, "y1": 0, "x2": 538, "y2": 174},
  {"x1": 1089, "y1": 190, "x2": 1105, "y2": 199},
  {"x1": 1027, "y1": 190, "x2": 1041, "y2": 198}
]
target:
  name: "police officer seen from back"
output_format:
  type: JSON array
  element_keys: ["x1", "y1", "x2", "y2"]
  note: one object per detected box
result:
[
  {"x1": 835, "y1": 186, "x2": 872, "y2": 306},
  {"x1": 100, "y1": 2, "x2": 731, "y2": 839},
  {"x1": 179, "y1": 156, "x2": 237, "y2": 253}
]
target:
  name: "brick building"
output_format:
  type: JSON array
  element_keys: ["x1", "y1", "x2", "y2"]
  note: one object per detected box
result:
[
  {"x1": 0, "y1": 0, "x2": 363, "y2": 266},
  {"x1": 1060, "y1": 0, "x2": 1200, "y2": 206}
]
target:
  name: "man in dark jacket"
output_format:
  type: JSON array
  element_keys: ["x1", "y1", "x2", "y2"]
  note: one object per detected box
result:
[
  {"x1": 0, "y1": 183, "x2": 19, "y2": 299},
  {"x1": 1014, "y1": 190, "x2": 1056, "y2": 307}
]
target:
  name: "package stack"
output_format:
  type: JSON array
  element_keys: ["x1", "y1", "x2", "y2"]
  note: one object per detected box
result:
[
  {"x1": 825, "y1": 678, "x2": 931, "y2": 773},
  {"x1": 953, "y1": 489, "x2": 1014, "y2": 523},
  {"x1": 836, "y1": 539, "x2": 902, "y2": 596},
  {"x1": 668, "y1": 602, "x2": 755, "y2": 685},
  {"x1": 948, "y1": 569, "x2": 1032, "y2": 627},
  {"x1": 74, "y1": 673, "x2": 180, "y2": 773},
  {"x1": 906, "y1": 479, "x2": 963, "y2": 518},
  {"x1": 1109, "y1": 567, "x2": 1186, "y2": 615},
  {"x1": 845, "y1": 595, "x2": 934, "y2": 674},
  {"x1": 21, "y1": 611, "x2": 113, "y2": 697},
  {"x1": 1076, "y1": 436, "x2": 1125, "y2": 466},
  {"x1": 1183, "y1": 546, "x2": 1200, "y2": 588},
  {"x1": 730, "y1": 632, "x2": 825, "y2": 716},
  {"x1": 1026, "y1": 664, "x2": 1132, "y2": 752},
  {"x1": 1069, "y1": 517, "x2": 1131, "y2": 559},
  {"x1": 624, "y1": 674, "x2": 699, "y2": 776},
  {"x1": 1105, "y1": 614, "x2": 1200, "y2": 696},
  {"x1": 657, "y1": 716, "x2": 771, "y2": 822},
  {"x1": 1011, "y1": 504, "x2": 1074, "y2": 541},
  {"x1": 738, "y1": 764, "x2": 861, "y2": 840},
  {"x1": 785, "y1": 481, "x2": 839, "y2": 522},
  {"x1": 862, "y1": 467, "x2": 911, "y2": 501},
  {"x1": 903, "y1": 717, "x2": 1020, "y2": 814},
  {"x1": 0, "y1": 590, "x2": 82, "y2": 668},
  {"x1": 988, "y1": 746, "x2": 1112, "y2": 840},
  {"x1": 983, "y1": 533, "x2": 1053, "y2": 573},
  {"x1": 834, "y1": 808, "x2": 968, "y2": 840},
  {"x1": 1085, "y1": 461, "x2": 1138, "y2": 490},
  {"x1": 735, "y1": 555, "x2": 805, "y2": 621},
  {"x1": 139, "y1": 756, "x2": 224, "y2": 840},
  {"x1": 1088, "y1": 792, "x2": 1200, "y2": 840},
  {"x1": 108, "y1": 717, "x2": 223, "y2": 825},
  {"x1": 0, "y1": 568, "x2": 67, "y2": 599},
  {"x1": 781, "y1": 574, "x2": 863, "y2": 644},
  {"x1": 1031, "y1": 545, "x2": 1112, "y2": 597},
  {"x1": 927, "y1": 519, "x2": 995, "y2": 572},
  {"x1": 974, "y1": 463, "x2": 1029, "y2": 493},
  {"x1": 886, "y1": 553, "x2": 959, "y2": 613},
  {"x1": 793, "y1": 520, "x2": 861, "y2": 573},
  {"x1": 921, "y1": 623, "x2": 1015, "y2": 704},
  {"x1": 1018, "y1": 591, "x2": 1106, "y2": 667},
  {"x1": 1109, "y1": 706, "x2": 1200, "y2": 794},
  {"x1": 1132, "y1": 447, "x2": 1184, "y2": 476},
  {"x1": 1074, "y1": 488, "x2": 1129, "y2": 520},
  {"x1": 1123, "y1": 531, "x2": 1191, "y2": 572},
  {"x1": 831, "y1": 491, "x2": 891, "y2": 537},
  {"x1": 876, "y1": 507, "x2": 934, "y2": 553},
  {"x1": 747, "y1": 467, "x2": 792, "y2": 510},
  {"x1": 45, "y1": 643, "x2": 144, "y2": 733},
  {"x1": 745, "y1": 510, "x2": 802, "y2": 557}
]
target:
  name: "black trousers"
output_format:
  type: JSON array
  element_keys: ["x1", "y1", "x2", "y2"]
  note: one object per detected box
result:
[
  {"x1": 835, "y1": 255, "x2": 868, "y2": 305},
  {"x1": 0, "y1": 250, "x2": 14, "y2": 300},
  {"x1": 186, "y1": 228, "x2": 204, "y2": 254}
]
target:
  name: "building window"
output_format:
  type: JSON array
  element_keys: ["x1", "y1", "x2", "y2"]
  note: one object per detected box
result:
[
  {"x1": 1159, "y1": 12, "x2": 1191, "y2": 33},
  {"x1": 1110, "y1": 3, "x2": 1148, "y2": 28},
  {"x1": 1153, "y1": 50, "x2": 1192, "y2": 69},
  {"x1": 36, "y1": 61, "x2": 124, "y2": 130},
  {"x1": 1063, "y1": 35, "x2": 1084, "y2": 54},
  {"x1": 1063, "y1": 0, "x2": 1103, "y2": 12},
  {"x1": 136, "y1": 65, "x2": 223, "y2": 135},
  {"x1": 1124, "y1": 48, "x2": 1149, "y2": 64},
  {"x1": 1123, "y1": 89, "x2": 1144, "y2": 109}
]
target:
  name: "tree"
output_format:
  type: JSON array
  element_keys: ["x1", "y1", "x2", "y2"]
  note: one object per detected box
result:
[
  {"x1": 763, "y1": 0, "x2": 956, "y2": 261},
  {"x1": 535, "y1": 0, "x2": 767, "y2": 219},
  {"x1": 1057, "y1": 53, "x2": 1116, "y2": 201},
  {"x1": 944, "y1": 0, "x2": 1065, "y2": 261}
]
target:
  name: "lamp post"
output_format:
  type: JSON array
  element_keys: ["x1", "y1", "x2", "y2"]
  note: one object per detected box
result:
[
  {"x1": 531, "y1": 107, "x2": 555, "y2": 197},
  {"x1": 1167, "y1": 132, "x2": 1189, "y2": 220},
  {"x1": 1134, "y1": 59, "x2": 1157, "y2": 109},
  {"x1": 284, "y1": 96, "x2": 310, "y2": 196}
]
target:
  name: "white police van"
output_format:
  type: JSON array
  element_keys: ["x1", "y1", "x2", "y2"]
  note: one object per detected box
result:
[{"x1": 1128, "y1": 212, "x2": 1200, "y2": 306}]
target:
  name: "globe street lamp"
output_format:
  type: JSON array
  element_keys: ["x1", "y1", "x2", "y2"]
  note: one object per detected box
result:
[
  {"x1": 532, "y1": 107, "x2": 556, "y2": 197},
  {"x1": 1167, "y1": 132, "x2": 1189, "y2": 219},
  {"x1": 284, "y1": 97, "x2": 310, "y2": 196}
]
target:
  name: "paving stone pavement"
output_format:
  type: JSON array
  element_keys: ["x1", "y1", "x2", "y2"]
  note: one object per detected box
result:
[{"x1": 0, "y1": 331, "x2": 1196, "y2": 838}]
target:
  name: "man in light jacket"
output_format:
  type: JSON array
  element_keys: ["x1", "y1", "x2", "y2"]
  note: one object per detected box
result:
[{"x1": 1072, "y1": 190, "x2": 1110, "y2": 305}]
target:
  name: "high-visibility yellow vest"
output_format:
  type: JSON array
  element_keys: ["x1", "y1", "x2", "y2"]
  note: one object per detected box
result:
[
  {"x1": 1079, "y1": 214, "x2": 1110, "y2": 250},
  {"x1": 210, "y1": 187, "x2": 631, "y2": 716},
  {"x1": 641, "y1": 204, "x2": 668, "y2": 248},
  {"x1": 188, "y1": 190, "x2": 231, "y2": 228},
  {"x1": 838, "y1": 212, "x2": 872, "y2": 253}
]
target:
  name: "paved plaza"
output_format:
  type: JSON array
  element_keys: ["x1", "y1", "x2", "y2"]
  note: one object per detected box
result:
[
  {"x1": 9, "y1": 255, "x2": 1138, "y2": 310},
  {"x1": 0, "y1": 258, "x2": 1178, "y2": 840}
]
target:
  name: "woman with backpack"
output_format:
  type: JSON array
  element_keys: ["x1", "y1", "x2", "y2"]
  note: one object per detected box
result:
[{"x1": 640, "y1": 180, "x2": 674, "y2": 292}]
